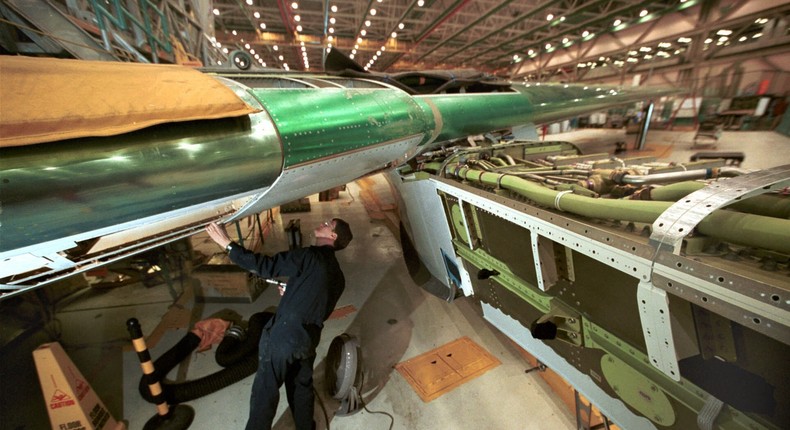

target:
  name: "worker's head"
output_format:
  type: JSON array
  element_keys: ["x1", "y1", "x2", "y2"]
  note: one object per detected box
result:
[
  {"x1": 331, "y1": 218, "x2": 352, "y2": 250},
  {"x1": 315, "y1": 218, "x2": 353, "y2": 250}
]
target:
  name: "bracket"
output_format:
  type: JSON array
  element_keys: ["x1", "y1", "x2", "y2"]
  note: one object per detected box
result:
[
  {"x1": 650, "y1": 164, "x2": 790, "y2": 254},
  {"x1": 534, "y1": 300, "x2": 583, "y2": 346},
  {"x1": 637, "y1": 281, "x2": 679, "y2": 381}
]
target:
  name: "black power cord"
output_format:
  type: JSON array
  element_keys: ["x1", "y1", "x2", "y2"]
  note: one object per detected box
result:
[
  {"x1": 314, "y1": 368, "x2": 395, "y2": 430},
  {"x1": 359, "y1": 370, "x2": 394, "y2": 430},
  {"x1": 314, "y1": 385, "x2": 331, "y2": 430}
]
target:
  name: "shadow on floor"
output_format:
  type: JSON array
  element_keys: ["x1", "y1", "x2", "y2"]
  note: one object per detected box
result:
[{"x1": 272, "y1": 262, "x2": 428, "y2": 430}]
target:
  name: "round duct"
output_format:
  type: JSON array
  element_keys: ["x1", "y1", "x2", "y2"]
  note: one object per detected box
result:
[{"x1": 325, "y1": 333, "x2": 363, "y2": 416}]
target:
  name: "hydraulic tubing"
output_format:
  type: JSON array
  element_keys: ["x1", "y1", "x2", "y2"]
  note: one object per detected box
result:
[
  {"x1": 578, "y1": 167, "x2": 746, "y2": 194},
  {"x1": 447, "y1": 165, "x2": 790, "y2": 254},
  {"x1": 643, "y1": 181, "x2": 790, "y2": 219},
  {"x1": 616, "y1": 167, "x2": 744, "y2": 185}
]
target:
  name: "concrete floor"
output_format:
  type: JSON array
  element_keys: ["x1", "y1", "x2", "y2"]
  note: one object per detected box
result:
[
  {"x1": 3, "y1": 128, "x2": 788, "y2": 430},
  {"x1": 50, "y1": 178, "x2": 576, "y2": 430},
  {"x1": 554, "y1": 128, "x2": 790, "y2": 169}
]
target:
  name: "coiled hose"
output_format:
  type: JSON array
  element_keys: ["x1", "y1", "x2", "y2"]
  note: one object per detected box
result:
[{"x1": 138, "y1": 311, "x2": 273, "y2": 404}]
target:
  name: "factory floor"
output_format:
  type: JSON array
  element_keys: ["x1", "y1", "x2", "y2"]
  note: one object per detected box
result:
[{"x1": 3, "y1": 128, "x2": 789, "y2": 430}]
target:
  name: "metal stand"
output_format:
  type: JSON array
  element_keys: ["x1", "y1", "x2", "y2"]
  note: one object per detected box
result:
[
  {"x1": 127, "y1": 318, "x2": 194, "y2": 430},
  {"x1": 575, "y1": 389, "x2": 592, "y2": 430},
  {"x1": 524, "y1": 361, "x2": 546, "y2": 374},
  {"x1": 575, "y1": 390, "x2": 611, "y2": 430},
  {"x1": 286, "y1": 219, "x2": 302, "y2": 249},
  {"x1": 634, "y1": 102, "x2": 654, "y2": 151}
]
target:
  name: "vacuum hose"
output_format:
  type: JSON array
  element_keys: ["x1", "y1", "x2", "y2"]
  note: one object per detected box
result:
[{"x1": 138, "y1": 311, "x2": 273, "y2": 404}]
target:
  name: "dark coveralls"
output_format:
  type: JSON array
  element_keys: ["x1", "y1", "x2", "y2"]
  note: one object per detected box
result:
[{"x1": 227, "y1": 243, "x2": 345, "y2": 430}]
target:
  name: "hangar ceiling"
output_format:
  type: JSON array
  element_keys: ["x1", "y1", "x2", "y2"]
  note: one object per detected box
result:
[
  {"x1": 209, "y1": 0, "x2": 790, "y2": 83},
  {"x1": 0, "y1": 0, "x2": 788, "y2": 86}
]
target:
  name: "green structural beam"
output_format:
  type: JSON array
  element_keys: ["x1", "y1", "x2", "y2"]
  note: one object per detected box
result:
[{"x1": 454, "y1": 243, "x2": 553, "y2": 313}]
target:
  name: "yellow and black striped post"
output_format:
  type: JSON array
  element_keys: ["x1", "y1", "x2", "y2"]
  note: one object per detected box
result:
[{"x1": 127, "y1": 318, "x2": 194, "y2": 430}]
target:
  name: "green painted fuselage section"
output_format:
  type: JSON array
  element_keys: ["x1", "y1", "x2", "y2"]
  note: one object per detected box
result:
[
  {"x1": 251, "y1": 87, "x2": 432, "y2": 168},
  {"x1": 248, "y1": 82, "x2": 673, "y2": 169},
  {"x1": 0, "y1": 75, "x2": 675, "y2": 258}
]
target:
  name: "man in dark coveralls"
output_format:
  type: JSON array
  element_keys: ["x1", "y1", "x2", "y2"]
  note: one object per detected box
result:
[{"x1": 205, "y1": 218, "x2": 353, "y2": 430}]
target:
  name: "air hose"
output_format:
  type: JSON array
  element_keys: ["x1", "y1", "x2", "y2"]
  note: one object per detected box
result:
[{"x1": 138, "y1": 311, "x2": 273, "y2": 404}]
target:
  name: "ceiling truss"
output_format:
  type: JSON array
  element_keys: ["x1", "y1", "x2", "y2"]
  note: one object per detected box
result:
[{"x1": 0, "y1": 0, "x2": 787, "y2": 86}]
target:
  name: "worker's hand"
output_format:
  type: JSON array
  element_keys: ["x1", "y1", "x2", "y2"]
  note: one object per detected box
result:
[
  {"x1": 206, "y1": 222, "x2": 232, "y2": 249},
  {"x1": 278, "y1": 285, "x2": 286, "y2": 296}
]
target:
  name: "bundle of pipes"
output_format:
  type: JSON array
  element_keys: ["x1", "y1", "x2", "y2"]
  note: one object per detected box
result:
[{"x1": 418, "y1": 155, "x2": 790, "y2": 254}]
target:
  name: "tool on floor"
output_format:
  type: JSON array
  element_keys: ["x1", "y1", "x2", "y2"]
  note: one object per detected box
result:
[{"x1": 127, "y1": 318, "x2": 194, "y2": 430}]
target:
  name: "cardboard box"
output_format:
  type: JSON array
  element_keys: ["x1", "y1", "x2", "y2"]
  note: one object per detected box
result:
[
  {"x1": 193, "y1": 264, "x2": 263, "y2": 303},
  {"x1": 33, "y1": 342, "x2": 125, "y2": 430}
]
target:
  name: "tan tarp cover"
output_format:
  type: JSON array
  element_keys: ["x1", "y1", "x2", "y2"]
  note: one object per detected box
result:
[{"x1": 0, "y1": 56, "x2": 260, "y2": 147}]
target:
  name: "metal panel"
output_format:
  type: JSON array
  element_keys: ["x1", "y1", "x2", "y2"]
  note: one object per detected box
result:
[
  {"x1": 385, "y1": 170, "x2": 465, "y2": 295},
  {"x1": 433, "y1": 176, "x2": 790, "y2": 345},
  {"x1": 251, "y1": 87, "x2": 430, "y2": 168},
  {"x1": 482, "y1": 303, "x2": 659, "y2": 430},
  {"x1": 651, "y1": 165, "x2": 790, "y2": 254}
]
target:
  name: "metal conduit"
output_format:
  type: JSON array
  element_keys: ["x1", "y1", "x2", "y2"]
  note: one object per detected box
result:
[{"x1": 617, "y1": 167, "x2": 746, "y2": 185}]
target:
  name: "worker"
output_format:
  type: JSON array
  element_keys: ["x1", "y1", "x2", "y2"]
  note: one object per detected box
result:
[{"x1": 205, "y1": 218, "x2": 353, "y2": 430}]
